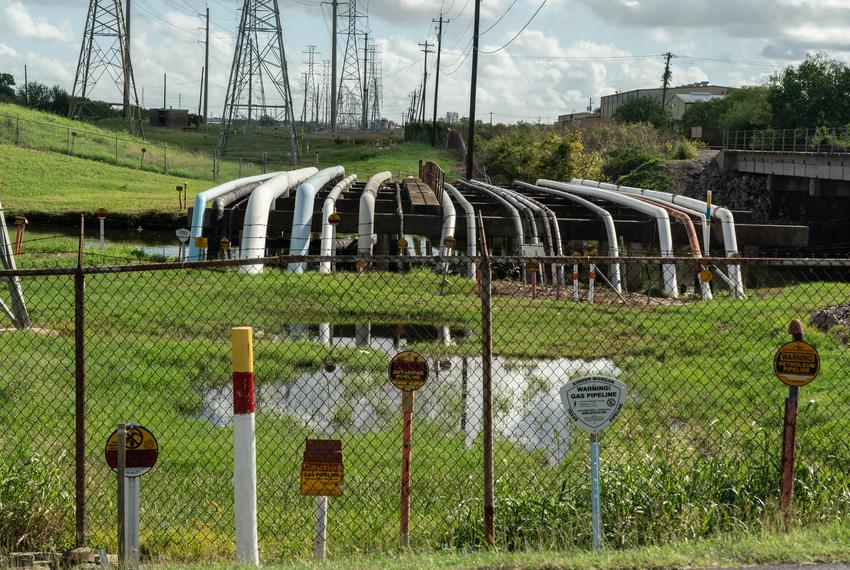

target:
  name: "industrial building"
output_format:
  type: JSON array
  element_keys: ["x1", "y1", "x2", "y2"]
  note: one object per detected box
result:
[{"x1": 600, "y1": 82, "x2": 729, "y2": 122}]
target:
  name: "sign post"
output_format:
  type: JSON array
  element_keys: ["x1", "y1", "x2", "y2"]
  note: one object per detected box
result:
[
  {"x1": 175, "y1": 228, "x2": 190, "y2": 261},
  {"x1": 13, "y1": 216, "x2": 27, "y2": 256},
  {"x1": 559, "y1": 375, "x2": 628, "y2": 551},
  {"x1": 105, "y1": 423, "x2": 159, "y2": 570},
  {"x1": 774, "y1": 319, "x2": 819, "y2": 522},
  {"x1": 389, "y1": 350, "x2": 429, "y2": 548},
  {"x1": 95, "y1": 208, "x2": 108, "y2": 249},
  {"x1": 300, "y1": 439, "x2": 344, "y2": 561}
]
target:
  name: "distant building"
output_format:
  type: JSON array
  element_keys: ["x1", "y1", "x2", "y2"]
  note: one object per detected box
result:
[
  {"x1": 667, "y1": 92, "x2": 726, "y2": 122},
  {"x1": 555, "y1": 111, "x2": 601, "y2": 132},
  {"x1": 445, "y1": 111, "x2": 459, "y2": 125},
  {"x1": 149, "y1": 108, "x2": 189, "y2": 128},
  {"x1": 600, "y1": 82, "x2": 730, "y2": 122}
]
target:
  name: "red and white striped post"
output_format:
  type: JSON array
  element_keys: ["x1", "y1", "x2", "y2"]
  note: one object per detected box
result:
[
  {"x1": 588, "y1": 263, "x2": 596, "y2": 304},
  {"x1": 232, "y1": 327, "x2": 259, "y2": 566},
  {"x1": 572, "y1": 263, "x2": 580, "y2": 301}
]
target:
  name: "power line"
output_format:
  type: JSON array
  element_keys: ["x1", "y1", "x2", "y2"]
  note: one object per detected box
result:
[{"x1": 478, "y1": 0, "x2": 547, "y2": 55}]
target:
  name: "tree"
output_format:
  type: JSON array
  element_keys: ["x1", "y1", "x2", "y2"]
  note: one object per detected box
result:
[
  {"x1": 681, "y1": 86, "x2": 772, "y2": 133},
  {"x1": 613, "y1": 96, "x2": 668, "y2": 129},
  {"x1": 0, "y1": 72, "x2": 15, "y2": 101},
  {"x1": 15, "y1": 81, "x2": 71, "y2": 115},
  {"x1": 769, "y1": 53, "x2": 850, "y2": 128}
]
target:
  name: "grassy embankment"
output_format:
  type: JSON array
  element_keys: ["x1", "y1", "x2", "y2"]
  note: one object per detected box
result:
[
  {"x1": 2, "y1": 250, "x2": 849, "y2": 559},
  {"x1": 0, "y1": 103, "x2": 458, "y2": 219}
]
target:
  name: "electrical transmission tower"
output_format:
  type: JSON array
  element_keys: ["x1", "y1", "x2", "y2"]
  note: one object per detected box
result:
[
  {"x1": 368, "y1": 43, "x2": 382, "y2": 129},
  {"x1": 321, "y1": 59, "x2": 331, "y2": 129},
  {"x1": 219, "y1": 0, "x2": 298, "y2": 162},
  {"x1": 70, "y1": 0, "x2": 143, "y2": 135},
  {"x1": 302, "y1": 45, "x2": 319, "y2": 127},
  {"x1": 336, "y1": 0, "x2": 364, "y2": 130}
]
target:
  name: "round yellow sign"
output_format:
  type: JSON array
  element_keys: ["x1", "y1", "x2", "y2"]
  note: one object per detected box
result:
[
  {"x1": 774, "y1": 340, "x2": 820, "y2": 387},
  {"x1": 398, "y1": 238, "x2": 408, "y2": 249},
  {"x1": 699, "y1": 269, "x2": 712, "y2": 283},
  {"x1": 328, "y1": 212, "x2": 342, "y2": 225},
  {"x1": 389, "y1": 351, "x2": 429, "y2": 392}
]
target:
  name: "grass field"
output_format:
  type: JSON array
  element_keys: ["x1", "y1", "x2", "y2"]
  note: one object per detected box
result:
[
  {"x1": 0, "y1": 103, "x2": 459, "y2": 215},
  {"x1": 1, "y1": 252, "x2": 849, "y2": 560},
  {"x1": 154, "y1": 520, "x2": 850, "y2": 569}
]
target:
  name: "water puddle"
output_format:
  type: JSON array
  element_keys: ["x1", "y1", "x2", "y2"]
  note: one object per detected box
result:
[{"x1": 198, "y1": 323, "x2": 621, "y2": 462}]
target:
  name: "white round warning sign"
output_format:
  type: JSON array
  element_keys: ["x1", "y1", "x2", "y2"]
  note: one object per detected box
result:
[{"x1": 559, "y1": 376, "x2": 628, "y2": 433}]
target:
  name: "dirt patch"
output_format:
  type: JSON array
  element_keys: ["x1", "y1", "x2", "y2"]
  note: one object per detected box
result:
[
  {"x1": 490, "y1": 279, "x2": 698, "y2": 307},
  {"x1": 811, "y1": 304, "x2": 850, "y2": 331}
]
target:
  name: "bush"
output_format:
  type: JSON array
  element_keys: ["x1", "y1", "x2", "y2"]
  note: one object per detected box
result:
[
  {"x1": 0, "y1": 450, "x2": 74, "y2": 552},
  {"x1": 672, "y1": 140, "x2": 699, "y2": 160},
  {"x1": 602, "y1": 146, "x2": 659, "y2": 181},
  {"x1": 617, "y1": 158, "x2": 672, "y2": 192}
]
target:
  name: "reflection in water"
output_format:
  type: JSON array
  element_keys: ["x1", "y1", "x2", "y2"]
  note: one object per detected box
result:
[{"x1": 199, "y1": 323, "x2": 621, "y2": 463}]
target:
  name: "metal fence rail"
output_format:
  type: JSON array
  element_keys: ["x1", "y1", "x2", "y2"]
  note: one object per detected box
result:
[
  {"x1": 723, "y1": 127, "x2": 850, "y2": 154},
  {"x1": 1, "y1": 254, "x2": 849, "y2": 561}
]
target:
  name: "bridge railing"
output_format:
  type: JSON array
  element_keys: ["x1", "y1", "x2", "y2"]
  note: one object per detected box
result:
[{"x1": 723, "y1": 127, "x2": 850, "y2": 154}]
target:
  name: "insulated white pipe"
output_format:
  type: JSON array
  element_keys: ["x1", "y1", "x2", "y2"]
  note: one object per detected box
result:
[
  {"x1": 538, "y1": 179, "x2": 677, "y2": 298},
  {"x1": 357, "y1": 172, "x2": 392, "y2": 256},
  {"x1": 515, "y1": 181, "x2": 623, "y2": 294},
  {"x1": 574, "y1": 178, "x2": 744, "y2": 299},
  {"x1": 239, "y1": 168, "x2": 318, "y2": 274},
  {"x1": 288, "y1": 166, "x2": 346, "y2": 273},
  {"x1": 0, "y1": 200, "x2": 30, "y2": 329},
  {"x1": 470, "y1": 180, "x2": 539, "y2": 245},
  {"x1": 189, "y1": 172, "x2": 280, "y2": 260},
  {"x1": 438, "y1": 190, "x2": 456, "y2": 257},
  {"x1": 443, "y1": 183, "x2": 477, "y2": 278},
  {"x1": 319, "y1": 175, "x2": 358, "y2": 273}
]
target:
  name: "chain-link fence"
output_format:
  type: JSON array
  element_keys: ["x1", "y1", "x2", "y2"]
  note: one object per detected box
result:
[{"x1": 1, "y1": 254, "x2": 849, "y2": 561}]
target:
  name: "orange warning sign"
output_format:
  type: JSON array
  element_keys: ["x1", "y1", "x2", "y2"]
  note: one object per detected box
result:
[
  {"x1": 389, "y1": 351, "x2": 429, "y2": 392},
  {"x1": 300, "y1": 439, "x2": 344, "y2": 496},
  {"x1": 774, "y1": 340, "x2": 820, "y2": 387},
  {"x1": 105, "y1": 425, "x2": 159, "y2": 477}
]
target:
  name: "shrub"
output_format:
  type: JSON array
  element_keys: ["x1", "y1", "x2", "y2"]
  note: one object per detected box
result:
[
  {"x1": 672, "y1": 140, "x2": 699, "y2": 160},
  {"x1": 617, "y1": 158, "x2": 672, "y2": 192},
  {"x1": 602, "y1": 146, "x2": 659, "y2": 181},
  {"x1": 0, "y1": 450, "x2": 74, "y2": 552}
]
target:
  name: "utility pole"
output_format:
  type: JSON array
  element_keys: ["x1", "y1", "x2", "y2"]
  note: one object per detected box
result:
[
  {"x1": 661, "y1": 51, "x2": 672, "y2": 106},
  {"x1": 329, "y1": 0, "x2": 338, "y2": 132},
  {"x1": 123, "y1": 0, "x2": 131, "y2": 117},
  {"x1": 418, "y1": 40, "x2": 433, "y2": 123},
  {"x1": 203, "y1": 5, "x2": 210, "y2": 122},
  {"x1": 431, "y1": 13, "x2": 448, "y2": 147},
  {"x1": 362, "y1": 31, "x2": 369, "y2": 130},
  {"x1": 489, "y1": 111, "x2": 492, "y2": 126},
  {"x1": 198, "y1": 67, "x2": 204, "y2": 115},
  {"x1": 23, "y1": 65, "x2": 28, "y2": 106},
  {"x1": 163, "y1": 73, "x2": 167, "y2": 109},
  {"x1": 465, "y1": 0, "x2": 481, "y2": 180}
]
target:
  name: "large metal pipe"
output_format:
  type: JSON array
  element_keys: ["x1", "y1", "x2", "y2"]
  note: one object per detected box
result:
[
  {"x1": 443, "y1": 183, "x2": 477, "y2": 278},
  {"x1": 458, "y1": 180, "x2": 524, "y2": 254},
  {"x1": 357, "y1": 172, "x2": 393, "y2": 255},
  {"x1": 438, "y1": 189, "x2": 457, "y2": 257},
  {"x1": 188, "y1": 172, "x2": 281, "y2": 260},
  {"x1": 288, "y1": 166, "x2": 346, "y2": 273},
  {"x1": 319, "y1": 175, "x2": 358, "y2": 273},
  {"x1": 514, "y1": 181, "x2": 621, "y2": 294},
  {"x1": 574, "y1": 179, "x2": 743, "y2": 298},
  {"x1": 469, "y1": 180, "x2": 539, "y2": 246},
  {"x1": 537, "y1": 179, "x2": 678, "y2": 297},
  {"x1": 0, "y1": 200, "x2": 30, "y2": 329},
  {"x1": 239, "y1": 167, "x2": 318, "y2": 274}
]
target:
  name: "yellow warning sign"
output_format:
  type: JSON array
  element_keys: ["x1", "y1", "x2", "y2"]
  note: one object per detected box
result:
[
  {"x1": 398, "y1": 238, "x2": 409, "y2": 250},
  {"x1": 528, "y1": 261, "x2": 540, "y2": 273},
  {"x1": 389, "y1": 351, "x2": 429, "y2": 392},
  {"x1": 300, "y1": 462, "x2": 344, "y2": 496},
  {"x1": 194, "y1": 236, "x2": 208, "y2": 249},
  {"x1": 328, "y1": 212, "x2": 341, "y2": 224},
  {"x1": 220, "y1": 237, "x2": 231, "y2": 251},
  {"x1": 443, "y1": 235, "x2": 456, "y2": 248},
  {"x1": 104, "y1": 425, "x2": 159, "y2": 477},
  {"x1": 699, "y1": 269, "x2": 712, "y2": 283},
  {"x1": 774, "y1": 340, "x2": 820, "y2": 387}
]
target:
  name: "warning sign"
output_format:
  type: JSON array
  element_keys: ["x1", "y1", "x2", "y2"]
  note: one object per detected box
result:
[
  {"x1": 774, "y1": 340, "x2": 820, "y2": 387},
  {"x1": 105, "y1": 425, "x2": 159, "y2": 477},
  {"x1": 328, "y1": 212, "x2": 341, "y2": 225},
  {"x1": 699, "y1": 269, "x2": 712, "y2": 283},
  {"x1": 300, "y1": 439, "x2": 344, "y2": 496},
  {"x1": 194, "y1": 236, "x2": 208, "y2": 249},
  {"x1": 559, "y1": 376, "x2": 627, "y2": 433},
  {"x1": 389, "y1": 351, "x2": 429, "y2": 392}
]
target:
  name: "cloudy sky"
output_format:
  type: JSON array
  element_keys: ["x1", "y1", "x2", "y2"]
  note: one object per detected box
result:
[{"x1": 0, "y1": 0, "x2": 847, "y2": 124}]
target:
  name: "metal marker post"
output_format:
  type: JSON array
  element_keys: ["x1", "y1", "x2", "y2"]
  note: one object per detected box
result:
[
  {"x1": 315, "y1": 496, "x2": 328, "y2": 561},
  {"x1": 232, "y1": 327, "x2": 259, "y2": 566},
  {"x1": 572, "y1": 263, "x2": 580, "y2": 301},
  {"x1": 588, "y1": 263, "x2": 596, "y2": 304},
  {"x1": 400, "y1": 390, "x2": 414, "y2": 548},
  {"x1": 98, "y1": 217, "x2": 106, "y2": 249},
  {"x1": 117, "y1": 425, "x2": 126, "y2": 568},
  {"x1": 590, "y1": 432, "x2": 601, "y2": 550},
  {"x1": 779, "y1": 319, "x2": 810, "y2": 523},
  {"x1": 125, "y1": 473, "x2": 140, "y2": 570}
]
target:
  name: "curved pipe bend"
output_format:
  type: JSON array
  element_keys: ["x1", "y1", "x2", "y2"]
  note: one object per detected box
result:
[
  {"x1": 319, "y1": 175, "x2": 358, "y2": 273},
  {"x1": 357, "y1": 172, "x2": 393, "y2": 255},
  {"x1": 288, "y1": 166, "x2": 346, "y2": 273},
  {"x1": 443, "y1": 183, "x2": 477, "y2": 278},
  {"x1": 458, "y1": 180, "x2": 524, "y2": 254},
  {"x1": 239, "y1": 167, "x2": 319, "y2": 274}
]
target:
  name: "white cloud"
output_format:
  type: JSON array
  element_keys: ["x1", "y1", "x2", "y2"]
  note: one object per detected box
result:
[{"x1": 1, "y1": 1, "x2": 73, "y2": 42}]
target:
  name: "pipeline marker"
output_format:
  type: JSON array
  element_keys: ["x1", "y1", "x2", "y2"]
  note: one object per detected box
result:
[
  {"x1": 194, "y1": 236, "x2": 208, "y2": 249},
  {"x1": 699, "y1": 269, "x2": 712, "y2": 283},
  {"x1": 389, "y1": 351, "x2": 429, "y2": 392},
  {"x1": 105, "y1": 425, "x2": 158, "y2": 477},
  {"x1": 300, "y1": 439, "x2": 344, "y2": 497},
  {"x1": 774, "y1": 340, "x2": 819, "y2": 387},
  {"x1": 328, "y1": 212, "x2": 341, "y2": 225}
]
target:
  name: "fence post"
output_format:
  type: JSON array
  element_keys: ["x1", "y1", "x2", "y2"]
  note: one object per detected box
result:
[
  {"x1": 74, "y1": 214, "x2": 87, "y2": 547},
  {"x1": 164, "y1": 145, "x2": 168, "y2": 174},
  {"x1": 115, "y1": 134, "x2": 119, "y2": 165},
  {"x1": 15, "y1": 116, "x2": 20, "y2": 145},
  {"x1": 477, "y1": 212, "x2": 494, "y2": 546},
  {"x1": 214, "y1": 150, "x2": 219, "y2": 182},
  {"x1": 67, "y1": 126, "x2": 72, "y2": 155}
]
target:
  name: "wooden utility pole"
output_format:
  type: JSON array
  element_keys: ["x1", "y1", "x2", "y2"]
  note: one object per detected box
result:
[
  {"x1": 163, "y1": 73, "x2": 167, "y2": 109},
  {"x1": 465, "y1": 0, "x2": 481, "y2": 180},
  {"x1": 661, "y1": 51, "x2": 673, "y2": 105},
  {"x1": 418, "y1": 40, "x2": 434, "y2": 123},
  {"x1": 330, "y1": 0, "x2": 338, "y2": 132},
  {"x1": 203, "y1": 5, "x2": 210, "y2": 122},
  {"x1": 431, "y1": 14, "x2": 448, "y2": 147}
]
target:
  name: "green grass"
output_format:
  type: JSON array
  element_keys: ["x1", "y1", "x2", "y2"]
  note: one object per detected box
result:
[
  {"x1": 0, "y1": 103, "x2": 460, "y2": 209},
  {"x1": 1, "y1": 255, "x2": 849, "y2": 561},
  {"x1": 151, "y1": 521, "x2": 850, "y2": 569}
]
